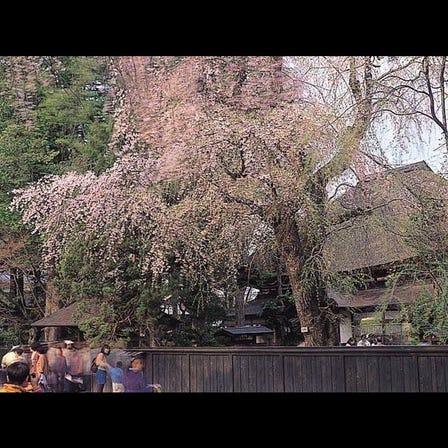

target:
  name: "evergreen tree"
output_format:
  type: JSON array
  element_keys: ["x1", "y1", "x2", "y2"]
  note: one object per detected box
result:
[{"x1": 0, "y1": 56, "x2": 114, "y2": 344}]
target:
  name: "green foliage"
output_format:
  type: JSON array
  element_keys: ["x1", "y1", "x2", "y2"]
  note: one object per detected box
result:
[
  {"x1": 327, "y1": 270, "x2": 369, "y2": 295},
  {"x1": 0, "y1": 316, "x2": 32, "y2": 346},
  {"x1": 393, "y1": 291, "x2": 447, "y2": 344},
  {"x1": 393, "y1": 265, "x2": 448, "y2": 344},
  {"x1": 33, "y1": 57, "x2": 115, "y2": 175},
  {"x1": 0, "y1": 56, "x2": 115, "y2": 343},
  {"x1": 0, "y1": 326, "x2": 20, "y2": 347},
  {"x1": 0, "y1": 56, "x2": 115, "y2": 228},
  {"x1": 388, "y1": 194, "x2": 448, "y2": 344},
  {"x1": 74, "y1": 300, "x2": 116, "y2": 345},
  {"x1": 262, "y1": 293, "x2": 302, "y2": 345},
  {"x1": 144, "y1": 270, "x2": 228, "y2": 347},
  {"x1": 55, "y1": 236, "x2": 149, "y2": 344},
  {"x1": 0, "y1": 57, "x2": 115, "y2": 192}
]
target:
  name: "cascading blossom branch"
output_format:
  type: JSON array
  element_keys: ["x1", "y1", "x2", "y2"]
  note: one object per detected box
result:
[{"x1": 11, "y1": 153, "x2": 170, "y2": 279}]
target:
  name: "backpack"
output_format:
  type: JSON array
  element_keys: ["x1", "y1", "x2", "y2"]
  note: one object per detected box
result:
[{"x1": 90, "y1": 356, "x2": 98, "y2": 373}]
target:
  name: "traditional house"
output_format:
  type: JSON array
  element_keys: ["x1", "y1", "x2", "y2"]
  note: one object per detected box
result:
[
  {"x1": 324, "y1": 160, "x2": 447, "y2": 344},
  {"x1": 224, "y1": 160, "x2": 447, "y2": 345}
]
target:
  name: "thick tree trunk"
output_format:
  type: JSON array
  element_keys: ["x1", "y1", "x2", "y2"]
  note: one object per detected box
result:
[
  {"x1": 272, "y1": 208, "x2": 338, "y2": 346},
  {"x1": 286, "y1": 265, "x2": 326, "y2": 346}
]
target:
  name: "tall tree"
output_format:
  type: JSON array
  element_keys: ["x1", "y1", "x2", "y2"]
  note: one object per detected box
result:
[
  {"x1": 12, "y1": 57, "x2": 375, "y2": 345},
  {"x1": 15, "y1": 56, "x2": 448, "y2": 346},
  {"x1": 108, "y1": 56, "x2": 376, "y2": 345},
  {"x1": 0, "y1": 56, "x2": 114, "y2": 343}
]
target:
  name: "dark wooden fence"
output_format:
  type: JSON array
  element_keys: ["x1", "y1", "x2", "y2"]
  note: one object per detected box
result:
[
  {"x1": 134, "y1": 345, "x2": 448, "y2": 392},
  {"x1": 3, "y1": 345, "x2": 448, "y2": 392}
]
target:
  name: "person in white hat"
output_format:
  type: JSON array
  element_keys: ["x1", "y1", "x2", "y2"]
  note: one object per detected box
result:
[
  {"x1": 63, "y1": 340, "x2": 84, "y2": 392},
  {"x1": 1, "y1": 346, "x2": 27, "y2": 369}
]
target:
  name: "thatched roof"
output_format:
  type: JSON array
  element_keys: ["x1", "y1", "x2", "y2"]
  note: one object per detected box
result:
[
  {"x1": 324, "y1": 160, "x2": 447, "y2": 272},
  {"x1": 328, "y1": 282, "x2": 434, "y2": 309},
  {"x1": 31, "y1": 302, "x2": 79, "y2": 327}
]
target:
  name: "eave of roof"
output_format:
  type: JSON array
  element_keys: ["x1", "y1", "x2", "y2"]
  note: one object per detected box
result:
[
  {"x1": 220, "y1": 325, "x2": 273, "y2": 336},
  {"x1": 31, "y1": 302, "x2": 79, "y2": 327},
  {"x1": 328, "y1": 282, "x2": 434, "y2": 309}
]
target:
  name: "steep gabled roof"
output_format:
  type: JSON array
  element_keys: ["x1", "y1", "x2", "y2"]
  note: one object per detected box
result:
[{"x1": 324, "y1": 161, "x2": 447, "y2": 272}]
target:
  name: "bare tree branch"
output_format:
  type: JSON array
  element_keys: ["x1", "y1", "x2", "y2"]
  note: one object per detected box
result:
[{"x1": 423, "y1": 57, "x2": 447, "y2": 134}]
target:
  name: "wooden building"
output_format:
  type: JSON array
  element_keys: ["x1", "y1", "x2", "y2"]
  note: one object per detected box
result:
[
  {"x1": 324, "y1": 160, "x2": 447, "y2": 344},
  {"x1": 218, "y1": 325, "x2": 274, "y2": 345},
  {"x1": 31, "y1": 302, "x2": 83, "y2": 342},
  {"x1": 224, "y1": 161, "x2": 448, "y2": 345}
]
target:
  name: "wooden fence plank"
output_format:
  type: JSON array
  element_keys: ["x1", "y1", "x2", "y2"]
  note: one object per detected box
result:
[
  {"x1": 390, "y1": 356, "x2": 405, "y2": 392},
  {"x1": 418, "y1": 356, "x2": 432, "y2": 392},
  {"x1": 283, "y1": 355, "x2": 303, "y2": 392},
  {"x1": 403, "y1": 356, "x2": 419, "y2": 392},
  {"x1": 378, "y1": 356, "x2": 392, "y2": 392},
  {"x1": 344, "y1": 355, "x2": 358, "y2": 392},
  {"x1": 2, "y1": 346, "x2": 448, "y2": 392},
  {"x1": 366, "y1": 356, "x2": 379, "y2": 392}
]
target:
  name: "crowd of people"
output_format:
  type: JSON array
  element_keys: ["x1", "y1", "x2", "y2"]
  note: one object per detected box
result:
[
  {"x1": 345, "y1": 334, "x2": 385, "y2": 346},
  {"x1": 0, "y1": 340, "x2": 90, "y2": 393},
  {"x1": 0, "y1": 341, "x2": 162, "y2": 393}
]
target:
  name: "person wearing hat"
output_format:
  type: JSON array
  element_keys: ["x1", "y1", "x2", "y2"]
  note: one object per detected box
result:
[
  {"x1": 1, "y1": 345, "x2": 26, "y2": 369},
  {"x1": 63, "y1": 340, "x2": 84, "y2": 392}
]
